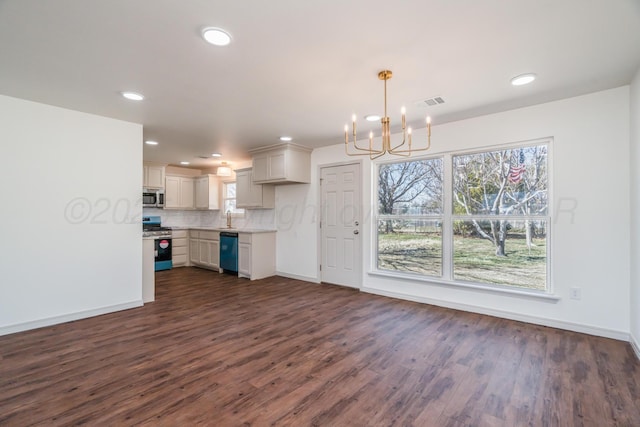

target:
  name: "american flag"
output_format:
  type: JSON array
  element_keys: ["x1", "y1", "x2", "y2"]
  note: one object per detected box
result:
[{"x1": 508, "y1": 149, "x2": 525, "y2": 184}]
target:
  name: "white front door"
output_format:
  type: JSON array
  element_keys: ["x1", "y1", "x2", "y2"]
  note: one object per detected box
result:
[{"x1": 320, "y1": 163, "x2": 361, "y2": 288}]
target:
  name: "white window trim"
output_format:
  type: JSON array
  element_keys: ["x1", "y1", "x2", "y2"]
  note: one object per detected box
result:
[{"x1": 221, "y1": 180, "x2": 245, "y2": 218}]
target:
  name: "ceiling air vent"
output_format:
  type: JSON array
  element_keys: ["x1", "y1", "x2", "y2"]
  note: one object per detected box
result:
[{"x1": 418, "y1": 96, "x2": 445, "y2": 107}]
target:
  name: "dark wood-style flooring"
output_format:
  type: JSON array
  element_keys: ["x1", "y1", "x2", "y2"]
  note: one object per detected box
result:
[{"x1": 1, "y1": 267, "x2": 639, "y2": 426}]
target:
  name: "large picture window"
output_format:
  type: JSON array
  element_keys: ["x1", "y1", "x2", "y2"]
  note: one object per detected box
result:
[
  {"x1": 377, "y1": 158, "x2": 443, "y2": 277},
  {"x1": 375, "y1": 141, "x2": 550, "y2": 292}
]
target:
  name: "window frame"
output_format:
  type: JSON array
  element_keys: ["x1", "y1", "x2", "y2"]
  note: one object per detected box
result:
[
  {"x1": 375, "y1": 156, "x2": 445, "y2": 279},
  {"x1": 221, "y1": 180, "x2": 245, "y2": 218},
  {"x1": 372, "y1": 137, "x2": 553, "y2": 296}
]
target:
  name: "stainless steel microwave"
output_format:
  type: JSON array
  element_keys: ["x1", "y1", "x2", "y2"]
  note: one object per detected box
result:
[{"x1": 143, "y1": 188, "x2": 164, "y2": 208}]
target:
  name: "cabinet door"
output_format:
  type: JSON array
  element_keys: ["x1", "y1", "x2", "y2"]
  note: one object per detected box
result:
[
  {"x1": 165, "y1": 176, "x2": 180, "y2": 208},
  {"x1": 146, "y1": 166, "x2": 165, "y2": 188},
  {"x1": 211, "y1": 240, "x2": 220, "y2": 269},
  {"x1": 238, "y1": 242, "x2": 252, "y2": 277},
  {"x1": 195, "y1": 177, "x2": 208, "y2": 209},
  {"x1": 236, "y1": 170, "x2": 258, "y2": 207},
  {"x1": 180, "y1": 178, "x2": 195, "y2": 208},
  {"x1": 252, "y1": 155, "x2": 269, "y2": 182},
  {"x1": 198, "y1": 239, "x2": 211, "y2": 266},
  {"x1": 189, "y1": 239, "x2": 199, "y2": 264},
  {"x1": 268, "y1": 151, "x2": 286, "y2": 179}
]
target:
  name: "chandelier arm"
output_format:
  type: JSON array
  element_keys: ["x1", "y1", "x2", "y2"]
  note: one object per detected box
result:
[
  {"x1": 388, "y1": 139, "x2": 431, "y2": 154},
  {"x1": 389, "y1": 132, "x2": 408, "y2": 152},
  {"x1": 345, "y1": 146, "x2": 384, "y2": 157},
  {"x1": 353, "y1": 141, "x2": 383, "y2": 153}
]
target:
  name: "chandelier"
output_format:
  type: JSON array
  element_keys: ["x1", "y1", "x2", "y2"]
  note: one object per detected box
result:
[{"x1": 344, "y1": 70, "x2": 432, "y2": 159}]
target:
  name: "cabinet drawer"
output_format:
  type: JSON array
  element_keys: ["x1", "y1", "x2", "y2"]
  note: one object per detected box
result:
[
  {"x1": 173, "y1": 246, "x2": 188, "y2": 256},
  {"x1": 189, "y1": 230, "x2": 200, "y2": 238},
  {"x1": 173, "y1": 254, "x2": 188, "y2": 266},
  {"x1": 200, "y1": 231, "x2": 220, "y2": 240},
  {"x1": 173, "y1": 237, "x2": 187, "y2": 248},
  {"x1": 172, "y1": 229, "x2": 188, "y2": 238},
  {"x1": 239, "y1": 233, "x2": 252, "y2": 244}
]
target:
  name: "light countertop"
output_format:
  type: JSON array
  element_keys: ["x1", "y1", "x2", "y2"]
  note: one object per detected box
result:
[{"x1": 170, "y1": 226, "x2": 276, "y2": 234}]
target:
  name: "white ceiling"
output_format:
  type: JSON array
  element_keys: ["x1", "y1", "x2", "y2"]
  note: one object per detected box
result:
[{"x1": 1, "y1": 0, "x2": 639, "y2": 169}]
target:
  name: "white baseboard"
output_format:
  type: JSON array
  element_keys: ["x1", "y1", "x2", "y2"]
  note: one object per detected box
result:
[
  {"x1": 361, "y1": 286, "x2": 630, "y2": 342},
  {"x1": 631, "y1": 333, "x2": 640, "y2": 361},
  {"x1": 275, "y1": 271, "x2": 321, "y2": 284},
  {"x1": 0, "y1": 300, "x2": 143, "y2": 337}
]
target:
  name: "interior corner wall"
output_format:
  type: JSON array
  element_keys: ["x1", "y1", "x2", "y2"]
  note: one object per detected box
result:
[
  {"x1": 630, "y1": 68, "x2": 640, "y2": 355},
  {"x1": 276, "y1": 86, "x2": 632, "y2": 339},
  {"x1": 0, "y1": 95, "x2": 143, "y2": 335}
]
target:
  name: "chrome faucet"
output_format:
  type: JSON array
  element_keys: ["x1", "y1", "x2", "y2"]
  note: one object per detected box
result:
[{"x1": 226, "y1": 210, "x2": 232, "y2": 228}]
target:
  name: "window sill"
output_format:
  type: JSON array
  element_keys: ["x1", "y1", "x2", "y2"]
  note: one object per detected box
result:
[{"x1": 367, "y1": 270, "x2": 561, "y2": 301}]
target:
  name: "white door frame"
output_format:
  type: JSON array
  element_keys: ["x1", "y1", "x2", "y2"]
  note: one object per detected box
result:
[{"x1": 317, "y1": 160, "x2": 363, "y2": 288}]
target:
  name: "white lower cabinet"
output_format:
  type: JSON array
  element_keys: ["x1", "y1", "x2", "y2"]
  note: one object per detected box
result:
[
  {"x1": 238, "y1": 232, "x2": 276, "y2": 280},
  {"x1": 187, "y1": 229, "x2": 275, "y2": 279},
  {"x1": 238, "y1": 241, "x2": 251, "y2": 277},
  {"x1": 189, "y1": 230, "x2": 220, "y2": 271}
]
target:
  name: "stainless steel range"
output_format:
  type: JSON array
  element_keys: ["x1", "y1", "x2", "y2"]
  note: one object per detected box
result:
[{"x1": 143, "y1": 216, "x2": 172, "y2": 271}]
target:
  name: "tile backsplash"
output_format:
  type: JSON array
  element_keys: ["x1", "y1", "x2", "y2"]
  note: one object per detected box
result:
[{"x1": 142, "y1": 208, "x2": 276, "y2": 229}]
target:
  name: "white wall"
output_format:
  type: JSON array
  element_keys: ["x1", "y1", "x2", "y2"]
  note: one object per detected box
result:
[
  {"x1": 277, "y1": 86, "x2": 631, "y2": 339},
  {"x1": 0, "y1": 95, "x2": 143, "y2": 335},
  {"x1": 630, "y1": 69, "x2": 640, "y2": 354}
]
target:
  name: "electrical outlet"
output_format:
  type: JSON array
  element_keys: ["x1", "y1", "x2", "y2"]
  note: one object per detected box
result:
[{"x1": 570, "y1": 287, "x2": 581, "y2": 300}]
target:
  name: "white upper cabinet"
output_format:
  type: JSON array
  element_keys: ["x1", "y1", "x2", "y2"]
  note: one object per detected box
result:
[
  {"x1": 143, "y1": 162, "x2": 165, "y2": 189},
  {"x1": 165, "y1": 175, "x2": 195, "y2": 209},
  {"x1": 236, "y1": 168, "x2": 275, "y2": 209},
  {"x1": 195, "y1": 174, "x2": 220, "y2": 210},
  {"x1": 249, "y1": 143, "x2": 312, "y2": 184}
]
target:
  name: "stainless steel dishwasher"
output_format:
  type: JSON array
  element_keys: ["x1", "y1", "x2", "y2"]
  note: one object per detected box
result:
[{"x1": 219, "y1": 232, "x2": 238, "y2": 273}]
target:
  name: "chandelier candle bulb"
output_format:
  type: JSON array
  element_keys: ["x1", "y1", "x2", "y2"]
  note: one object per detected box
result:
[
  {"x1": 401, "y1": 106, "x2": 406, "y2": 129},
  {"x1": 352, "y1": 114, "x2": 357, "y2": 138},
  {"x1": 344, "y1": 125, "x2": 348, "y2": 144}
]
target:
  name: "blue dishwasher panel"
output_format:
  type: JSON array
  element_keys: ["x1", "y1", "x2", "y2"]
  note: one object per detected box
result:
[{"x1": 220, "y1": 233, "x2": 238, "y2": 273}]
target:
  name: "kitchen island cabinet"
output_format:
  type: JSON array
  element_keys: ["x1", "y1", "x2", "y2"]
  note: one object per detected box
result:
[
  {"x1": 142, "y1": 237, "x2": 155, "y2": 303},
  {"x1": 238, "y1": 231, "x2": 275, "y2": 280}
]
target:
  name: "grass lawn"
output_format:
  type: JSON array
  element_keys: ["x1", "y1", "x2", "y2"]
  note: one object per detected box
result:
[{"x1": 378, "y1": 231, "x2": 547, "y2": 290}]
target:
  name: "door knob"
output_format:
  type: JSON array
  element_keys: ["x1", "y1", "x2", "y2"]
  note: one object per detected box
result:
[
  {"x1": 353, "y1": 230, "x2": 359, "y2": 235},
  {"x1": 354, "y1": 221, "x2": 359, "y2": 226}
]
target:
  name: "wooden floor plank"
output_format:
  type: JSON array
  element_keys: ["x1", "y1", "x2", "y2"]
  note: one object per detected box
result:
[{"x1": 1, "y1": 267, "x2": 639, "y2": 426}]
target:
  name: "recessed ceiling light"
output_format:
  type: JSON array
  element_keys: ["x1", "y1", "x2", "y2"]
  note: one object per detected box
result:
[
  {"x1": 365, "y1": 114, "x2": 381, "y2": 122},
  {"x1": 121, "y1": 91, "x2": 144, "y2": 101},
  {"x1": 211, "y1": 153, "x2": 222, "y2": 157},
  {"x1": 511, "y1": 73, "x2": 537, "y2": 86},
  {"x1": 180, "y1": 161, "x2": 190, "y2": 165},
  {"x1": 279, "y1": 136, "x2": 293, "y2": 142},
  {"x1": 202, "y1": 27, "x2": 232, "y2": 46},
  {"x1": 145, "y1": 140, "x2": 158, "y2": 145}
]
